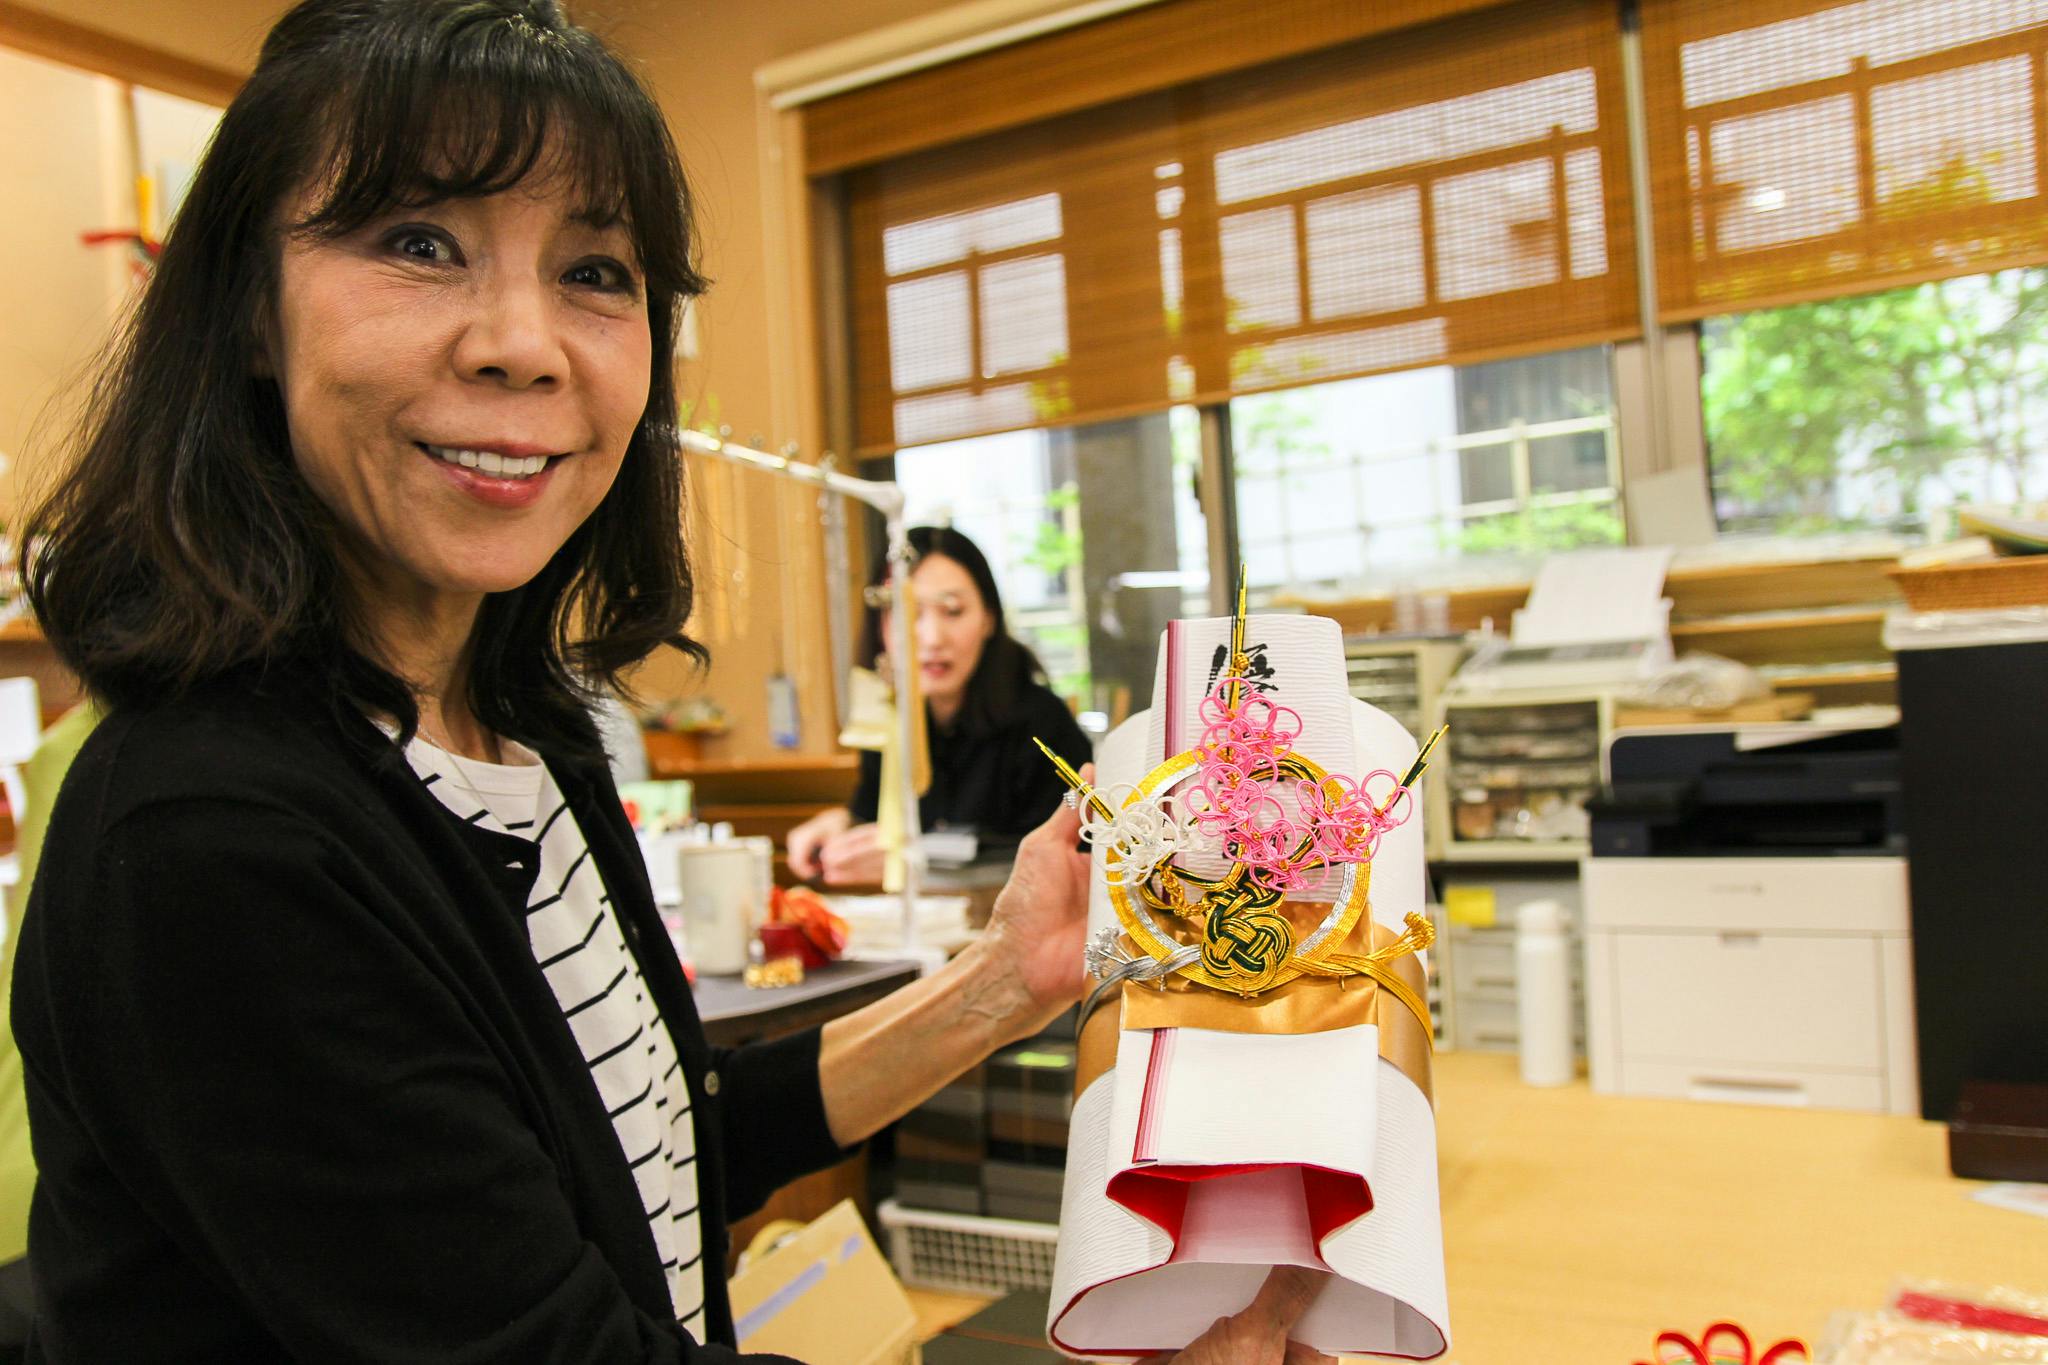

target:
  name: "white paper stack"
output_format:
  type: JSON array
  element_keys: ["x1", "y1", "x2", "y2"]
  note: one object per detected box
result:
[{"x1": 1048, "y1": 614, "x2": 1449, "y2": 1360}]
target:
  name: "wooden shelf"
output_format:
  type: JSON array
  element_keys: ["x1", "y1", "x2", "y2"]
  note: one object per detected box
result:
[
  {"x1": 1669, "y1": 606, "x2": 1888, "y2": 636},
  {"x1": 1285, "y1": 548, "x2": 1904, "y2": 636},
  {"x1": 1439, "y1": 839, "x2": 1589, "y2": 864},
  {"x1": 1760, "y1": 664, "x2": 1898, "y2": 689},
  {"x1": 647, "y1": 738, "x2": 863, "y2": 810}
]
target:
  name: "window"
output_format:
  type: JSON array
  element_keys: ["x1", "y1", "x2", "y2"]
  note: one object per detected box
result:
[
  {"x1": 875, "y1": 191, "x2": 1075, "y2": 447},
  {"x1": 1231, "y1": 345, "x2": 1621, "y2": 597},
  {"x1": 885, "y1": 407, "x2": 1208, "y2": 730},
  {"x1": 1700, "y1": 265, "x2": 2048, "y2": 537},
  {"x1": 821, "y1": 0, "x2": 2048, "y2": 617}
]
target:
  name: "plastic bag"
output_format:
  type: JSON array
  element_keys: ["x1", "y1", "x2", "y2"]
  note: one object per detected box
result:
[
  {"x1": 1891, "y1": 1281, "x2": 2048, "y2": 1338},
  {"x1": 1816, "y1": 1311, "x2": 2048, "y2": 1363},
  {"x1": 1619, "y1": 652, "x2": 1771, "y2": 711}
]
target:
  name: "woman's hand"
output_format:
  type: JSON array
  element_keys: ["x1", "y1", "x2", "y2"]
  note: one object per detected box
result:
[
  {"x1": 1144, "y1": 1266, "x2": 1334, "y2": 1365},
  {"x1": 979, "y1": 769, "x2": 1092, "y2": 1029},
  {"x1": 819, "y1": 822, "x2": 887, "y2": 886},
  {"x1": 786, "y1": 807, "x2": 852, "y2": 881}
]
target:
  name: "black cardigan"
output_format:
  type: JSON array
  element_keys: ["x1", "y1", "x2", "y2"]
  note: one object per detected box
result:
[{"x1": 10, "y1": 680, "x2": 845, "y2": 1362}]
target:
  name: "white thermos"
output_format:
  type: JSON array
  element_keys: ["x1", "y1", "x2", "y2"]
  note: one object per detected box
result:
[
  {"x1": 675, "y1": 839, "x2": 770, "y2": 976},
  {"x1": 1515, "y1": 898, "x2": 1575, "y2": 1087}
]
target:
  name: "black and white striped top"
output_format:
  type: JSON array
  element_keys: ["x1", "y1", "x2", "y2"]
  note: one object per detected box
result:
[{"x1": 404, "y1": 737, "x2": 705, "y2": 1335}]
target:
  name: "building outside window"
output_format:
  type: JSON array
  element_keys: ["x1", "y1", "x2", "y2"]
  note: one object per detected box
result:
[
  {"x1": 1231, "y1": 345, "x2": 1621, "y2": 599},
  {"x1": 888, "y1": 406, "x2": 1208, "y2": 729}
]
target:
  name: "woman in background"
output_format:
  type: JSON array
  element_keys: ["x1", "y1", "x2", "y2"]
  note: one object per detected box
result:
[{"x1": 786, "y1": 526, "x2": 1091, "y2": 885}]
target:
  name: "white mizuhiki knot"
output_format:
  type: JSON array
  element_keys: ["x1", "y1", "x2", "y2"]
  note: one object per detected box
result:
[{"x1": 1079, "y1": 784, "x2": 1200, "y2": 887}]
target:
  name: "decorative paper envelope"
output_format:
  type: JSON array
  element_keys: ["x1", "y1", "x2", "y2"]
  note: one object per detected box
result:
[{"x1": 1042, "y1": 609, "x2": 1450, "y2": 1360}]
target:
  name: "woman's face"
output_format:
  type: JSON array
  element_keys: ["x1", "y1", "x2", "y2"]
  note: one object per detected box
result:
[
  {"x1": 268, "y1": 173, "x2": 650, "y2": 636},
  {"x1": 883, "y1": 553, "x2": 996, "y2": 711}
]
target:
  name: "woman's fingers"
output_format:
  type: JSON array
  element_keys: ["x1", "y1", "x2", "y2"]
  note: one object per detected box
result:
[
  {"x1": 1241, "y1": 1264, "x2": 1325, "y2": 1339},
  {"x1": 1160, "y1": 1264, "x2": 1330, "y2": 1364},
  {"x1": 1021, "y1": 759, "x2": 1090, "y2": 853},
  {"x1": 831, "y1": 824, "x2": 894, "y2": 884}
]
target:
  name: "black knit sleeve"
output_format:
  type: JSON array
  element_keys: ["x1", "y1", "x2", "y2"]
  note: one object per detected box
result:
[{"x1": 704, "y1": 1028, "x2": 855, "y2": 1222}]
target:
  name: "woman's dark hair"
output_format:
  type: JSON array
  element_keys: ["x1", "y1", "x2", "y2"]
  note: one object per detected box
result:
[
  {"x1": 858, "y1": 526, "x2": 1051, "y2": 736},
  {"x1": 19, "y1": 0, "x2": 705, "y2": 762}
]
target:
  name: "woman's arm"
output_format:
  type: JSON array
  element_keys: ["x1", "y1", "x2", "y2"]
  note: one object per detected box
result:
[{"x1": 815, "y1": 792, "x2": 1089, "y2": 1145}]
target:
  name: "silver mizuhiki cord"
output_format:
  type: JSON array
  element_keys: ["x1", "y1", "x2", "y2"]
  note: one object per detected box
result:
[{"x1": 1076, "y1": 928, "x2": 1198, "y2": 1035}]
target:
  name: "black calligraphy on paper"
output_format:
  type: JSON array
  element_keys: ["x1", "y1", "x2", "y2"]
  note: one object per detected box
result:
[{"x1": 1206, "y1": 640, "x2": 1277, "y2": 695}]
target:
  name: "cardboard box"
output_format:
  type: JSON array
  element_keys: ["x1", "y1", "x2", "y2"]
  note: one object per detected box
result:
[{"x1": 730, "y1": 1199, "x2": 921, "y2": 1365}]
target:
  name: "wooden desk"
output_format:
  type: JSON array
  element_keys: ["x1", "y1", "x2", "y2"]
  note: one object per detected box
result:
[{"x1": 1408, "y1": 1052, "x2": 2041, "y2": 1363}]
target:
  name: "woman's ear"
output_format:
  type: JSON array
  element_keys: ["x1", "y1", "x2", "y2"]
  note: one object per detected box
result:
[
  {"x1": 251, "y1": 335, "x2": 277, "y2": 379},
  {"x1": 249, "y1": 295, "x2": 280, "y2": 379}
]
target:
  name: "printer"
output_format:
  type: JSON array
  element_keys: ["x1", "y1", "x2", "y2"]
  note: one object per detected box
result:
[
  {"x1": 1581, "y1": 719, "x2": 1919, "y2": 1115},
  {"x1": 1588, "y1": 721, "x2": 1904, "y2": 858}
]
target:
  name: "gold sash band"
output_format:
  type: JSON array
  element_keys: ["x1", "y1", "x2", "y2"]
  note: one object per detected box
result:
[{"x1": 1073, "y1": 914, "x2": 1434, "y2": 1108}]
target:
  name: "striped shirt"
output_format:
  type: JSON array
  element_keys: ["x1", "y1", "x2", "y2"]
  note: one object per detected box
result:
[{"x1": 403, "y1": 737, "x2": 705, "y2": 1334}]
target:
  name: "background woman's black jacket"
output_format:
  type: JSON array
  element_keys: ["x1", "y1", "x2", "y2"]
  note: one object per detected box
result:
[
  {"x1": 11, "y1": 679, "x2": 843, "y2": 1362},
  {"x1": 849, "y1": 680, "x2": 1090, "y2": 838}
]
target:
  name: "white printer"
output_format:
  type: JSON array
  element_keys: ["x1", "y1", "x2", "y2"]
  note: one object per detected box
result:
[{"x1": 1581, "y1": 718, "x2": 1917, "y2": 1115}]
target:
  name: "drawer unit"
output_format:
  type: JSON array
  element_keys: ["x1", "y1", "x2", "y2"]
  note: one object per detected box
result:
[
  {"x1": 1583, "y1": 856, "x2": 1917, "y2": 1114},
  {"x1": 1439, "y1": 873, "x2": 1586, "y2": 1054},
  {"x1": 1433, "y1": 690, "x2": 1615, "y2": 863},
  {"x1": 1615, "y1": 1059, "x2": 1889, "y2": 1113}
]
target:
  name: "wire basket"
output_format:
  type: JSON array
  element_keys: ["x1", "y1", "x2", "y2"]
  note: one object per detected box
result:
[
  {"x1": 1890, "y1": 556, "x2": 2048, "y2": 612},
  {"x1": 875, "y1": 1199, "x2": 1059, "y2": 1296}
]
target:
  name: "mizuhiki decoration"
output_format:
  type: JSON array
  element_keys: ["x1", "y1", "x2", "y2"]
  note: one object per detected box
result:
[
  {"x1": 1036, "y1": 576, "x2": 1445, "y2": 1032},
  {"x1": 1042, "y1": 593, "x2": 1454, "y2": 1361}
]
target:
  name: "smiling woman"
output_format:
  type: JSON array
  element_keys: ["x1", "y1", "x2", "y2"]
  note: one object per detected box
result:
[
  {"x1": 0, "y1": 3, "x2": 1114, "y2": 1363},
  {"x1": 1, "y1": 3, "x2": 1342, "y2": 1360}
]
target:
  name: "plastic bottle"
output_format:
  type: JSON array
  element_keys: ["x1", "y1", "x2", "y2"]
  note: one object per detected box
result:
[{"x1": 1515, "y1": 899, "x2": 1575, "y2": 1087}]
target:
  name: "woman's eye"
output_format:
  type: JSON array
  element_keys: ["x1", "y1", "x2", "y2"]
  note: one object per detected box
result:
[
  {"x1": 564, "y1": 258, "x2": 638, "y2": 293},
  {"x1": 384, "y1": 227, "x2": 457, "y2": 264}
]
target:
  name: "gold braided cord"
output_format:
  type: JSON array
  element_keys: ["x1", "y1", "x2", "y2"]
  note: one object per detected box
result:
[{"x1": 1292, "y1": 911, "x2": 1436, "y2": 1029}]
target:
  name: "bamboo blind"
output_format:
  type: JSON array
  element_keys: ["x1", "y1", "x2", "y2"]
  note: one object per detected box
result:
[
  {"x1": 800, "y1": 0, "x2": 1506, "y2": 178},
  {"x1": 842, "y1": 0, "x2": 1638, "y2": 455},
  {"x1": 1642, "y1": 0, "x2": 2048, "y2": 322}
]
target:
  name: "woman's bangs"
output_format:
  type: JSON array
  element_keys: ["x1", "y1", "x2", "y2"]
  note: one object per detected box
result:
[{"x1": 294, "y1": 21, "x2": 693, "y2": 295}]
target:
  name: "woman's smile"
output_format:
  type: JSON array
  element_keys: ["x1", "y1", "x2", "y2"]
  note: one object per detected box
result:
[{"x1": 415, "y1": 440, "x2": 573, "y2": 508}]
